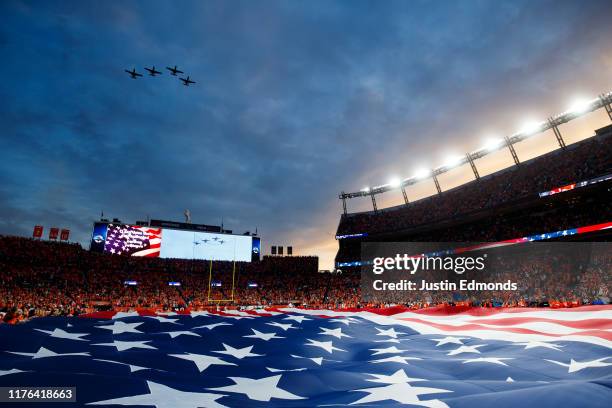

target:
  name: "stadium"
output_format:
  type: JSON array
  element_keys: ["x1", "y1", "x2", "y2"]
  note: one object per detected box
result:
[{"x1": 1, "y1": 1, "x2": 611, "y2": 407}]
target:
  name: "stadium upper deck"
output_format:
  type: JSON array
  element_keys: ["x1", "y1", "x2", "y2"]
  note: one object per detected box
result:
[{"x1": 336, "y1": 125, "x2": 612, "y2": 238}]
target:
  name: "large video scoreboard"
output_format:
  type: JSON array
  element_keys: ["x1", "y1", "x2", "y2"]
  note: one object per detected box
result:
[{"x1": 90, "y1": 222, "x2": 261, "y2": 262}]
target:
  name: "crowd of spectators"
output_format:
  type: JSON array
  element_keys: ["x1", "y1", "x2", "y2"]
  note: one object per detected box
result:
[
  {"x1": 337, "y1": 131, "x2": 612, "y2": 236},
  {"x1": 360, "y1": 246, "x2": 610, "y2": 308},
  {"x1": 1, "y1": 235, "x2": 609, "y2": 324}
]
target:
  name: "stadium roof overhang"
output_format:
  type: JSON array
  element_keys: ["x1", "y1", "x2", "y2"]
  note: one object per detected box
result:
[{"x1": 339, "y1": 91, "x2": 612, "y2": 213}]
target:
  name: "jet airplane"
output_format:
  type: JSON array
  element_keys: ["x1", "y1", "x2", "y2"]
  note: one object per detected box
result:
[
  {"x1": 180, "y1": 76, "x2": 196, "y2": 86},
  {"x1": 145, "y1": 66, "x2": 162, "y2": 76},
  {"x1": 125, "y1": 68, "x2": 143, "y2": 79},
  {"x1": 166, "y1": 65, "x2": 184, "y2": 76}
]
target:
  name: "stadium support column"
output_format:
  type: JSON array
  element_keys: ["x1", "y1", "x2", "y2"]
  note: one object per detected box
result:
[
  {"x1": 432, "y1": 171, "x2": 442, "y2": 195},
  {"x1": 400, "y1": 185, "x2": 409, "y2": 205},
  {"x1": 340, "y1": 192, "x2": 347, "y2": 215},
  {"x1": 465, "y1": 153, "x2": 480, "y2": 180},
  {"x1": 548, "y1": 117, "x2": 566, "y2": 149},
  {"x1": 601, "y1": 93, "x2": 612, "y2": 121},
  {"x1": 504, "y1": 136, "x2": 520, "y2": 165},
  {"x1": 370, "y1": 193, "x2": 378, "y2": 212}
]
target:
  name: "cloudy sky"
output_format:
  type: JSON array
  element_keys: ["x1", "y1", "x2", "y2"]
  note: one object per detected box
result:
[{"x1": 1, "y1": 0, "x2": 611, "y2": 269}]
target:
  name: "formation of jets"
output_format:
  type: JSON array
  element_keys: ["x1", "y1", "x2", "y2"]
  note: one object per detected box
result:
[
  {"x1": 193, "y1": 237, "x2": 226, "y2": 246},
  {"x1": 124, "y1": 65, "x2": 196, "y2": 86}
]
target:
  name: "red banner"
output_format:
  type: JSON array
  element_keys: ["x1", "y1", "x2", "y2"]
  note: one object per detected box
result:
[
  {"x1": 49, "y1": 227, "x2": 59, "y2": 240},
  {"x1": 33, "y1": 225, "x2": 43, "y2": 238},
  {"x1": 60, "y1": 229, "x2": 70, "y2": 241}
]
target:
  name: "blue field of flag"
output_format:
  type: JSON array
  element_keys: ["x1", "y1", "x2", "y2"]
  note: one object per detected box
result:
[{"x1": 0, "y1": 312, "x2": 611, "y2": 407}]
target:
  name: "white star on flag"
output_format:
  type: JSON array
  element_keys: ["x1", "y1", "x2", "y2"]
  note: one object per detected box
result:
[
  {"x1": 189, "y1": 310, "x2": 210, "y2": 317},
  {"x1": 283, "y1": 315, "x2": 312, "y2": 323},
  {"x1": 447, "y1": 344, "x2": 486, "y2": 356},
  {"x1": 93, "y1": 340, "x2": 157, "y2": 351},
  {"x1": 329, "y1": 318, "x2": 352, "y2": 325},
  {"x1": 290, "y1": 354, "x2": 324, "y2": 366},
  {"x1": 169, "y1": 353, "x2": 237, "y2": 372},
  {"x1": 208, "y1": 374, "x2": 305, "y2": 402},
  {"x1": 212, "y1": 343, "x2": 263, "y2": 359},
  {"x1": 266, "y1": 322, "x2": 296, "y2": 331},
  {"x1": 370, "y1": 346, "x2": 406, "y2": 355},
  {"x1": 145, "y1": 316, "x2": 180, "y2": 324},
  {"x1": 430, "y1": 336, "x2": 467, "y2": 347},
  {"x1": 88, "y1": 380, "x2": 227, "y2": 408},
  {"x1": 365, "y1": 369, "x2": 426, "y2": 384},
  {"x1": 305, "y1": 338, "x2": 346, "y2": 354},
  {"x1": 462, "y1": 357, "x2": 514, "y2": 366},
  {"x1": 350, "y1": 376, "x2": 451, "y2": 406},
  {"x1": 93, "y1": 359, "x2": 149, "y2": 372},
  {"x1": 112, "y1": 311, "x2": 140, "y2": 319},
  {"x1": 318, "y1": 327, "x2": 351, "y2": 339},
  {"x1": 193, "y1": 322, "x2": 232, "y2": 330},
  {"x1": 0, "y1": 369, "x2": 27, "y2": 376},
  {"x1": 266, "y1": 367, "x2": 307, "y2": 372},
  {"x1": 95, "y1": 321, "x2": 143, "y2": 334},
  {"x1": 8, "y1": 347, "x2": 90, "y2": 359},
  {"x1": 243, "y1": 328, "x2": 285, "y2": 341},
  {"x1": 375, "y1": 327, "x2": 405, "y2": 339},
  {"x1": 370, "y1": 355, "x2": 423, "y2": 364},
  {"x1": 544, "y1": 357, "x2": 612, "y2": 373},
  {"x1": 34, "y1": 328, "x2": 89, "y2": 341},
  {"x1": 514, "y1": 341, "x2": 564, "y2": 351},
  {"x1": 160, "y1": 331, "x2": 201, "y2": 338}
]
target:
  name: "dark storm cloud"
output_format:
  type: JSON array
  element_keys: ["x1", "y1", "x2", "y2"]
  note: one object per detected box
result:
[{"x1": 1, "y1": 0, "x2": 611, "y2": 267}]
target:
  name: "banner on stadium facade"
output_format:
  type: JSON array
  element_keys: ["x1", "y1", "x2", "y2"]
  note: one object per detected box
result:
[
  {"x1": 60, "y1": 229, "x2": 70, "y2": 241},
  {"x1": 49, "y1": 227, "x2": 59, "y2": 240},
  {"x1": 33, "y1": 225, "x2": 43, "y2": 238},
  {"x1": 252, "y1": 237, "x2": 261, "y2": 262}
]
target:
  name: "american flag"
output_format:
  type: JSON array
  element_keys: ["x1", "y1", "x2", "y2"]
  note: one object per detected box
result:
[
  {"x1": 103, "y1": 225, "x2": 162, "y2": 257},
  {"x1": 0, "y1": 306, "x2": 610, "y2": 407}
]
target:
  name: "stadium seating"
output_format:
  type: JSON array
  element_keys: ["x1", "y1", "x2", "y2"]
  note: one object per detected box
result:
[
  {"x1": 337, "y1": 130, "x2": 612, "y2": 236},
  {"x1": 335, "y1": 127, "x2": 612, "y2": 268},
  {"x1": 1, "y1": 235, "x2": 609, "y2": 324}
]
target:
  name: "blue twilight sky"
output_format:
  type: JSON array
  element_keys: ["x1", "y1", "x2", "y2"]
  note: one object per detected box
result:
[{"x1": 1, "y1": 0, "x2": 611, "y2": 268}]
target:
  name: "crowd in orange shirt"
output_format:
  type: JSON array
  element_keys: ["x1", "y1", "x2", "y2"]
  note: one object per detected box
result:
[{"x1": 1, "y1": 236, "x2": 609, "y2": 324}]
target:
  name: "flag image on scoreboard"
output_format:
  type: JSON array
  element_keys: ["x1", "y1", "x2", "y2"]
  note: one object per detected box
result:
[{"x1": 103, "y1": 224, "x2": 162, "y2": 257}]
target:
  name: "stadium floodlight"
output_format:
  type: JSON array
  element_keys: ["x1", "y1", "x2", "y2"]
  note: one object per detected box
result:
[
  {"x1": 519, "y1": 121, "x2": 542, "y2": 135},
  {"x1": 388, "y1": 177, "x2": 401, "y2": 188},
  {"x1": 482, "y1": 138, "x2": 503, "y2": 151},
  {"x1": 568, "y1": 98, "x2": 593, "y2": 115},
  {"x1": 444, "y1": 155, "x2": 463, "y2": 168},
  {"x1": 361, "y1": 187, "x2": 370, "y2": 193},
  {"x1": 413, "y1": 168, "x2": 430, "y2": 179}
]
